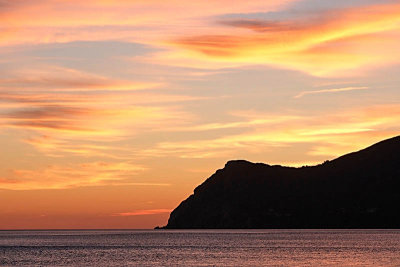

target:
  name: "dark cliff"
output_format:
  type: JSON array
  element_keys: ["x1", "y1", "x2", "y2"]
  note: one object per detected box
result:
[{"x1": 164, "y1": 136, "x2": 400, "y2": 228}]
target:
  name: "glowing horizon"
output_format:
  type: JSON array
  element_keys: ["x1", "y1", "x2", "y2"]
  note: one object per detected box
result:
[{"x1": 0, "y1": 0, "x2": 399, "y2": 229}]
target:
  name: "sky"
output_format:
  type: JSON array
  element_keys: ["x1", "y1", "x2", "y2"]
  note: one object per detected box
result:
[{"x1": 0, "y1": 0, "x2": 399, "y2": 229}]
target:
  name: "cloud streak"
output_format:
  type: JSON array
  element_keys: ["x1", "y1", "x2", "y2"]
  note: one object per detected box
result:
[
  {"x1": 0, "y1": 161, "x2": 148, "y2": 190},
  {"x1": 0, "y1": 66, "x2": 197, "y2": 157},
  {"x1": 141, "y1": 104, "x2": 400, "y2": 162},
  {"x1": 0, "y1": 67, "x2": 162, "y2": 91},
  {"x1": 294, "y1": 86, "x2": 369, "y2": 98},
  {"x1": 114, "y1": 209, "x2": 172, "y2": 216},
  {"x1": 0, "y1": 0, "x2": 297, "y2": 46}
]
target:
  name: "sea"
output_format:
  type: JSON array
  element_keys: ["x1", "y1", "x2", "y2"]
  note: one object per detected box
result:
[{"x1": 1, "y1": 229, "x2": 400, "y2": 266}]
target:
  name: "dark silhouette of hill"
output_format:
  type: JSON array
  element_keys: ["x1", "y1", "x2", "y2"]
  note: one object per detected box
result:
[{"x1": 163, "y1": 136, "x2": 400, "y2": 229}]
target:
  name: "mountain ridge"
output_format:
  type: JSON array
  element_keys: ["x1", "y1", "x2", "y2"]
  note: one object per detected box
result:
[{"x1": 162, "y1": 135, "x2": 400, "y2": 229}]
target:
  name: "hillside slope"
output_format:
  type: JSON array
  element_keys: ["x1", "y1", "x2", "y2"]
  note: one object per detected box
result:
[{"x1": 164, "y1": 136, "x2": 400, "y2": 228}]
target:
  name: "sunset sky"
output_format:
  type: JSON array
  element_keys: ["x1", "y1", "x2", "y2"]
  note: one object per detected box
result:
[{"x1": 1, "y1": 0, "x2": 399, "y2": 229}]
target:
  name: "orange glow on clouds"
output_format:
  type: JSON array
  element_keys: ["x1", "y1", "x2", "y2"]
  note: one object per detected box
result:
[
  {"x1": 143, "y1": 105, "x2": 400, "y2": 161},
  {"x1": 0, "y1": 0, "x2": 399, "y2": 229},
  {"x1": 169, "y1": 3, "x2": 400, "y2": 76},
  {"x1": 1, "y1": 162, "x2": 147, "y2": 190}
]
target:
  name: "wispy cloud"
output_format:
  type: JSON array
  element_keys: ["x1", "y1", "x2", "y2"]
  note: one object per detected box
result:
[
  {"x1": 140, "y1": 104, "x2": 400, "y2": 162},
  {"x1": 0, "y1": 0, "x2": 296, "y2": 46},
  {"x1": 114, "y1": 209, "x2": 172, "y2": 216},
  {"x1": 294, "y1": 86, "x2": 369, "y2": 98},
  {"x1": 0, "y1": 161, "x2": 148, "y2": 190},
  {"x1": 169, "y1": 3, "x2": 400, "y2": 76},
  {"x1": 0, "y1": 67, "x2": 162, "y2": 91},
  {"x1": 0, "y1": 66, "x2": 196, "y2": 157}
]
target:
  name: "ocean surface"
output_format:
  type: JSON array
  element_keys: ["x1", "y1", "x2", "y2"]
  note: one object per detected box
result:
[{"x1": 1, "y1": 229, "x2": 400, "y2": 266}]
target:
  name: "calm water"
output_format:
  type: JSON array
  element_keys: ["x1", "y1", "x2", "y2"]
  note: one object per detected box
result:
[{"x1": 1, "y1": 229, "x2": 400, "y2": 266}]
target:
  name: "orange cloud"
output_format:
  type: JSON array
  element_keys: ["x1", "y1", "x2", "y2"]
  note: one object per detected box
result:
[
  {"x1": 0, "y1": 161, "x2": 148, "y2": 190},
  {"x1": 0, "y1": 66, "x2": 197, "y2": 157},
  {"x1": 294, "y1": 86, "x2": 369, "y2": 98},
  {"x1": 3, "y1": 1, "x2": 400, "y2": 77},
  {"x1": 0, "y1": 67, "x2": 162, "y2": 91},
  {"x1": 0, "y1": 0, "x2": 297, "y2": 46},
  {"x1": 141, "y1": 104, "x2": 400, "y2": 163},
  {"x1": 169, "y1": 3, "x2": 400, "y2": 76},
  {"x1": 2, "y1": 1, "x2": 296, "y2": 27},
  {"x1": 114, "y1": 209, "x2": 172, "y2": 216},
  {"x1": 0, "y1": 103, "x2": 191, "y2": 157}
]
